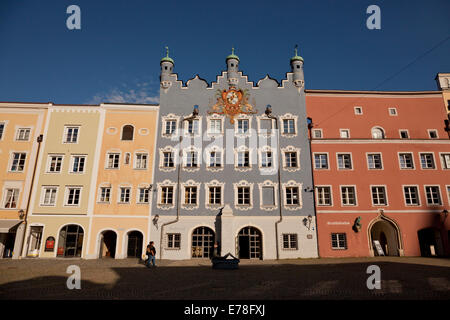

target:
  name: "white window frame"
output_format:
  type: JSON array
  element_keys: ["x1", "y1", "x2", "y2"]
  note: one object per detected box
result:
[
  {"x1": 399, "y1": 129, "x2": 409, "y2": 139},
  {"x1": 69, "y1": 155, "x2": 87, "y2": 174},
  {"x1": 63, "y1": 126, "x2": 80, "y2": 144},
  {"x1": 233, "y1": 180, "x2": 254, "y2": 210},
  {"x1": 340, "y1": 185, "x2": 357, "y2": 206},
  {"x1": 118, "y1": 186, "x2": 132, "y2": 204},
  {"x1": 281, "y1": 146, "x2": 300, "y2": 172},
  {"x1": 419, "y1": 152, "x2": 436, "y2": 170},
  {"x1": 313, "y1": 152, "x2": 329, "y2": 170},
  {"x1": 427, "y1": 129, "x2": 439, "y2": 139},
  {"x1": 370, "y1": 185, "x2": 388, "y2": 206},
  {"x1": 134, "y1": 152, "x2": 148, "y2": 170},
  {"x1": 354, "y1": 106, "x2": 363, "y2": 115},
  {"x1": 283, "y1": 181, "x2": 302, "y2": 209},
  {"x1": 331, "y1": 233, "x2": 347, "y2": 250},
  {"x1": 137, "y1": 186, "x2": 150, "y2": 204},
  {"x1": 282, "y1": 234, "x2": 298, "y2": 250},
  {"x1": 366, "y1": 152, "x2": 383, "y2": 170},
  {"x1": 258, "y1": 180, "x2": 278, "y2": 211},
  {"x1": 336, "y1": 153, "x2": 353, "y2": 170},
  {"x1": 206, "y1": 146, "x2": 224, "y2": 172},
  {"x1": 15, "y1": 128, "x2": 32, "y2": 141},
  {"x1": 402, "y1": 185, "x2": 421, "y2": 206},
  {"x1": 181, "y1": 180, "x2": 201, "y2": 210},
  {"x1": 234, "y1": 146, "x2": 253, "y2": 172},
  {"x1": 204, "y1": 180, "x2": 225, "y2": 210},
  {"x1": 46, "y1": 154, "x2": 64, "y2": 173},
  {"x1": 279, "y1": 113, "x2": 298, "y2": 137},
  {"x1": 371, "y1": 127, "x2": 385, "y2": 139},
  {"x1": 161, "y1": 114, "x2": 180, "y2": 138},
  {"x1": 339, "y1": 129, "x2": 350, "y2": 139},
  {"x1": 424, "y1": 185, "x2": 442, "y2": 206},
  {"x1": 106, "y1": 152, "x2": 121, "y2": 169},
  {"x1": 398, "y1": 152, "x2": 415, "y2": 170},
  {"x1": 183, "y1": 147, "x2": 201, "y2": 172},
  {"x1": 159, "y1": 146, "x2": 177, "y2": 172},
  {"x1": 388, "y1": 108, "x2": 398, "y2": 116},
  {"x1": 207, "y1": 114, "x2": 224, "y2": 136},
  {"x1": 234, "y1": 114, "x2": 252, "y2": 137},
  {"x1": 98, "y1": 185, "x2": 112, "y2": 203},
  {"x1": 3, "y1": 188, "x2": 20, "y2": 209},
  {"x1": 439, "y1": 153, "x2": 450, "y2": 170},
  {"x1": 183, "y1": 116, "x2": 202, "y2": 137},
  {"x1": 157, "y1": 180, "x2": 177, "y2": 210},
  {"x1": 40, "y1": 186, "x2": 58, "y2": 207},
  {"x1": 9, "y1": 152, "x2": 27, "y2": 172},
  {"x1": 316, "y1": 185, "x2": 332, "y2": 206},
  {"x1": 166, "y1": 233, "x2": 181, "y2": 250},
  {"x1": 312, "y1": 129, "x2": 323, "y2": 139},
  {"x1": 64, "y1": 186, "x2": 82, "y2": 207}
]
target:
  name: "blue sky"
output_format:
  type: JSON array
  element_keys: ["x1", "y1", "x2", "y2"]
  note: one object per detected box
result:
[{"x1": 0, "y1": 0, "x2": 449, "y2": 105}]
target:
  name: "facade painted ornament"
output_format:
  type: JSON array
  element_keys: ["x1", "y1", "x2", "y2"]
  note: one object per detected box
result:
[{"x1": 208, "y1": 87, "x2": 257, "y2": 124}]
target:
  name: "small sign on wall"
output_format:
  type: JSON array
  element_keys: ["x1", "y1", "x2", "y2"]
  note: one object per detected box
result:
[{"x1": 307, "y1": 234, "x2": 313, "y2": 239}]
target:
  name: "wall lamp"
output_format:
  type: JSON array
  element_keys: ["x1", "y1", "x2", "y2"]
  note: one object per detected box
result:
[
  {"x1": 304, "y1": 186, "x2": 314, "y2": 192},
  {"x1": 152, "y1": 214, "x2": 159, "y2": 228},
  {"x1": 18, "y1": 209, "x2": 25, "y2": 220},
  {"x1": 302, "y1": 215, "x2": 312, "y2": 230}
]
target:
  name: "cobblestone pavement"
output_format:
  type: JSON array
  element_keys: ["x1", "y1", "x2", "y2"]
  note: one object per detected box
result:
[{"x1": 0, "y1": 257, "x2": 449, "y2": 300}]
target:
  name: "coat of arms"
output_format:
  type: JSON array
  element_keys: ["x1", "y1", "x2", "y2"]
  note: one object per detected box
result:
[{"x1": 208, "y1": 87, "x2": 257, "y2": 124}]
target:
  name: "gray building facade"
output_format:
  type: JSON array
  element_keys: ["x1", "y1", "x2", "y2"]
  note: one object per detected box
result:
[{"x1": 150, "y1": 48, "x2": 318, "y2": 260}]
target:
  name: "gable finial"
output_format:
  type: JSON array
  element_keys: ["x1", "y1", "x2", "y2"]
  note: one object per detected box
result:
[
  {"x1": 294, "y1": 44, "x2": 298, "y2": 56},
  {"x1": 165, "y1": 46, "x2": 169, "y2": 58}
]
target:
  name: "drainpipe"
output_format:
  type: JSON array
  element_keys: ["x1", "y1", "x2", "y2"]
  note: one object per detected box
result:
[
  {"x1": 265, "y1": 105, "x2": 283, "y2": 260},
  {"x1": 19, "y1": 134, "x2": 43, "y2": 257},
  {"x1": 307, "y1": 117, "x2": 320, "y2": 257},
  {"x1": 159, "y1": 106, "x2": 199, "y2": 259}
]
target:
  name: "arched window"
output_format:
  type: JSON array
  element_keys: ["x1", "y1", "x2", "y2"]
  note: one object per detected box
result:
[
  {"x1": 122, "y1": 125, "x2": 134, "y2": 141},
  {"x1": 371, "y1": 127, "x2": 385, "y2": 139}
]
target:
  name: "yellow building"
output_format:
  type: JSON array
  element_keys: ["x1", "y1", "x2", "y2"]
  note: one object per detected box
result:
[
  {"x1": 86, "y1": 103, "x2": 158, "y2": 259},
  {"x1": 0, "y1": 102, "x2": 48, "y2": 259},
  {"x1": 24, "y1": 104, "x2": 103, "y2": 258}
]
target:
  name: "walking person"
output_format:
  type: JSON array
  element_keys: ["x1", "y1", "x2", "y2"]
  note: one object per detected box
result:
[{"x1": 146, "y1": 241, "x2": 157, "y2": 268}]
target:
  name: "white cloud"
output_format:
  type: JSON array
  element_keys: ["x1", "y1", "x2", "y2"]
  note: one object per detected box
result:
[{"x1": 87, "y1": 81, "x2": 160, "y2": 105}]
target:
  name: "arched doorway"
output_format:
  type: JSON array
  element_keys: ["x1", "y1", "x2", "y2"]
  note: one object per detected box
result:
[
  {"x1": 127, "y1": 231, "x2": 143, "y2": 258},
  {"x1": 57, "y1": 225, "x2": 84, "y2": 257},
  {"x1": 418, "y1": 228, "x2": 443, "y2": 257},
  {"x1": 369, "y1": 220, "x2": 400, "y2": 256},
  {"x1": 237, "y1": 226, "x2": 262, "y2": 259},
  {"x1": 192, "y1": 227, "x2": 215, "y2": 258},
  {"x1": 99, "y1": 230, "x2": 117, "y2": 258}
]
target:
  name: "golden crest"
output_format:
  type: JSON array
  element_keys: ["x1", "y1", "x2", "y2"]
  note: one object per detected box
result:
[{"x1": 208, "y1": 87, "x2": 256, "y2": 124}]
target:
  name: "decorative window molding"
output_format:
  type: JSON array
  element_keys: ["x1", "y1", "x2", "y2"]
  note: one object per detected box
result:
[
  {"x1": 204, "y1": 180, "x2": 225, "y2": 210},
  {"x1": 137, "y1": 184, "x2": 151, "y2": 204},
  {"x1": 181, "y1": 180, "x2": 201, "y2": 210},
  {"x1": 256, "y1": 114, "x2": 275, "y2": 137},
  {"x1": 157, "y1": 180, "x2": 177, "y2": 210},
  {"x1": 134, "y1": 151, "x2": 149, "y2": 170},
  {"x1": 159, "y1": 145, "x2": 177, "y2": 172},
  {"x1": 233, "y1": 180, "x2": 254, "y2": 211},
  {"x1": 205, "y1": 145, "x2": 224, "y2": 172},
  {"x1": 206, "y1": 114, "x2": 225, "y2": 137},
  {"x1": 161, "y1": 114, "x2": 180, "y2": 138},
  {"x1": 138, "y1": 128, "x2": 149, "y2": 136},
  {"x1": 234, "y1": 114, "x2": 252, "y2": 137},
  {"x1": 98, "y1": 183, "x2": 112, "y2": 203},
  {"x1": 279, "y1": 113, "x2": 298, "y2": 138},
  {"x1": 234, "y1": 145, "x2": 252, "y2": 172},
  {"x1": 312, "y1": 129, "x2": 323, "y2": 139},
  {"x1": 282, "y1": 180, "x2": 302, "y2": 210},
  {"x1": 183, "y1": 115, "x2": 202, "y2": 138},
  {"x1": 15, "y1": 127, "x2": 32, "y2": 142},
  {"x1": 258, "y1": 180, "x2": 278, "y2": 211},
  {"x1": 281, "y1": 146, "x2": 300, "y2": 172},
  {"x1": 182, "y1": 146, "x2": 201, "y2": 172}
]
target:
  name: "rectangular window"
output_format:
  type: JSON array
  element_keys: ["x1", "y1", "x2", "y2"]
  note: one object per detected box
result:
[
  {"x1": 16, "y1": 128, "x2": 31, "y2": 141},
  {"x1": 64, "y1": 126, "x2": 79, "y2": 143},
  {"x1": 99, "y1": 187, "x2": 111, "y2": 203},
  {"x1": 48, "y1": 155, "x2": 63, "y2": 173},
  {"x1": 331, "y1": 233, "x2": 347, "y2": 250},
  {"x1": 400, "y1": 130, "x2": 409, "y2": 139},
  {"x1": 441, "y1": 154, "x2": 450, "y2": 169},
  {"x1": 285, "y1": 152, "x2": 298, "y2": 168},
  {"x1": 209, "y1": 119, "x2": 222, "y2": 134},
  {"x1": 138, "y1": 188, "x2": 149, "y2": 203},
  {"x1": 283, "y1": 234, "x2": 298, "y2": 250},
  {"x1": 209, "y1": 186, "x2": 221, "y2": 205},
  {"x1": 316, "y1": 186, "x2": 332, "y2": 206},
  {"x1": 185, "y1": 151, "x2": 198, "y2": 167},
  {"x1": 237, "y1": 151, "x2": 250, "y2": 167},
  {"x1": 71, "y1": 156, "x2": 86, "y2": 173},
  {"x1": 404, "y1": 186, "x2": 419, "y2": 206},
  {"x1": 237, "y1": 187, "x2": 250, "y2": 205},
  {"x1": 66, "y1": 187, "x2": 81, "y2": 206},
  {"x1": 161, "y1": 186, "x2": 174, "y2": 204},
  {"x1": 283, "y1": 119, "x2": 295, "y2": 134},
  {"x1": 354, "y1": 107, "x2": 363, "y2": 115},
  {"x1": 389, "y1": 108, "x2": 397, "y2": 116},
  {"x1": 371, "y1": 186, "x2": 387, "y2": 205},
  {"x1": 119, "y1": 187, "x2": 131, "y2": 203},
  {"x1": 10, "y1": 153, "x2": 26, "y2": 172},
  {"x1": 167, "y1": 233, "x2": 181, "y2": 249},
  {"x1": 367, "y1": 154, "x2": 382, "y2": 169},
  {"x1": 184, "y1": 186, "x2": 197, "y2": 205},
  {"x1": 0, "y1": 123, "x2": 4, "y2": 139},
  {"x1": 262, "y1": 186, "x2": 275, "y2": 206},
  {"x1": 340, "y1": 129, "x2": 350, "y2": 139},
  {"x1": 420, "y1": 153, "x2": 435, "y2": 169},
  {"x1": 163, "y1": 152, "x2": 174, "y2": 168},
  {"x1": 399, "y1": 153, "x2": 414, "y2": 169},
  {"x1": 4, "y1": 188, "x2": 19, "y2": 208},
  {"x1": 165, "y1": 120, "x2": 176, "y2": 135},
  {"x1": 286, "y1": 187, "x2": 299, "y2": 205},
  {"x1": 312, "y1": 129, "x2": 322, "y2": 139},
  {"x1": 261, "y1": 151, "x2": 273, "y2": 168},
  {"x1": 107, "y1": 153, "x2": 120, "y2": 169},
  {"x1": 337, "y1": 154, "x2": 352, "y2": 169},
  {"x1": 428, "y1": 130, "x2": 438, "y2": 139},
  {"x1": 237, "y1": 119, "x2": 249, "y2": 134},
  {"x1": 135, "y1": 153, "x2": 148, "y2": 169},
  {"x1": 341, "y1": 186, "x2": 356, "y2": 206},
  {"x1": 209, "y1": 151, "x2": 221, "y2": 167},
  {"x1": 314, "y1": 154, "x2": 328, "y2": 169},
  {"x1": 425, "y1": 186, "x2": 441, "y2": 205},
  {"x1": 42, "y1": 187, "x2": 57, "y2": 206},
  {"x1": 187, "y1": 119, "x2": 199, "y2": 135}
]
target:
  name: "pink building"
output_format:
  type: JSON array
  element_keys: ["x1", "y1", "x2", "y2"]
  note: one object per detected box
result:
[{"x1": 306, "y1": 90, "x2": 450, "y2": 257}]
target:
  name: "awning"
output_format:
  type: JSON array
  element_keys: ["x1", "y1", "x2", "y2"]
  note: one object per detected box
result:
[{"x1": 0, "y1": 220, "x2": 22, "y2": 233}]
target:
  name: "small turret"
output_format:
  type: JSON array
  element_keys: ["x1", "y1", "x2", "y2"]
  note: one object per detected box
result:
[
  {"x1": 290, "y1": 45, "x2": 304, "y2": 88},
  {"x1": 160, "y1": 46, "x2": 174, "y2": 89},
  {"x1": 226, "y1": 47, "x2": 239, "y2": 86}
]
